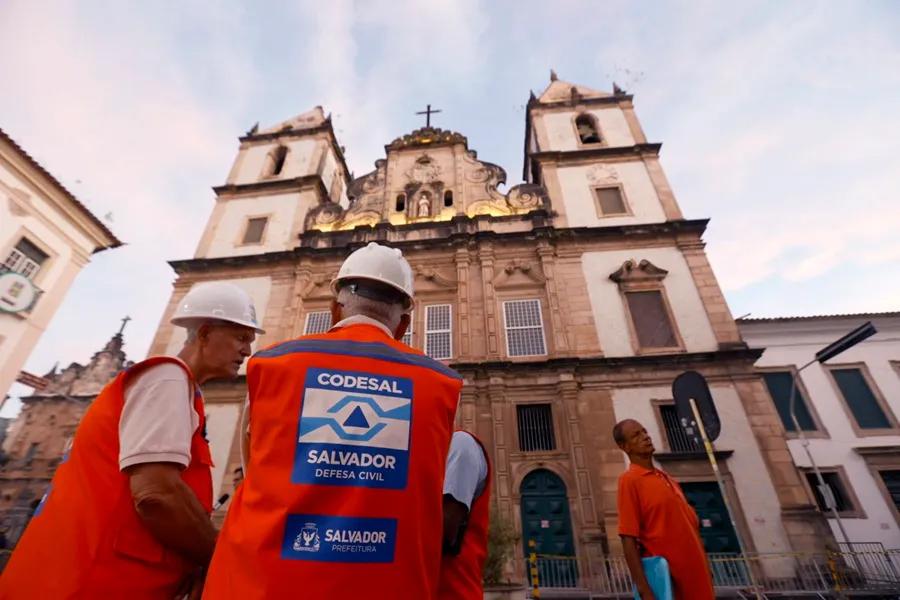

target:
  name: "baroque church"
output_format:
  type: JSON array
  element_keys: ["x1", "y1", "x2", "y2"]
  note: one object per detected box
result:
[
  {"x1": 0, "y1": 324, "x2": 131, "y2": 556},
  {"x1": 3, "y1": 74, "x2": 833, "y2": 587}
]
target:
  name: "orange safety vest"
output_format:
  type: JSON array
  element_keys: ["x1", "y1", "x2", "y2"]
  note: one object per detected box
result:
[
  {"x1": 203, "y1": 323, "x2": 462, "y2": 600},
  {"x1": 438, "y1": 431, "x2": 492, "y2": 600},
  {"x1": 0, "y1": 357, "x2": 213, "y2": 600}
]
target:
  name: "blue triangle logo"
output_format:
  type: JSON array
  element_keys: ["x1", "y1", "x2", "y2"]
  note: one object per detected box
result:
[{"x1": 343, "y1": 405, "x2": 370, "y2": 429}]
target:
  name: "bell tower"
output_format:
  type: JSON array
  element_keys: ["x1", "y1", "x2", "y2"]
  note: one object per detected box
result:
[{"x1": 193, "y1": 106, "x2": 350, "y2": 259}]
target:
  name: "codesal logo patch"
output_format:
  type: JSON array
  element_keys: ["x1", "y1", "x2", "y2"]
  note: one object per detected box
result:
[
  {"x1": 293, "y1": 368, "x2": 412, "y2": 489},
  {"x1": 282, "y1": 514, "x2": 397, "y2": 563}
]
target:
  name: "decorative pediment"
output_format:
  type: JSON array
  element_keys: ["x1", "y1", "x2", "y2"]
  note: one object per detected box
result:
[
  {"x1": 493, "y1": 259, "x2": 546, "y2": 288},
  {"x1": 609, "y1": 259, "x2": 669, "y2": 285},
  {"x1": 300, "y1": 273, "x2": 333, "y2": 299},
  {"x1": 413, "y1": 265, "x2": 457, "y2": 290}
]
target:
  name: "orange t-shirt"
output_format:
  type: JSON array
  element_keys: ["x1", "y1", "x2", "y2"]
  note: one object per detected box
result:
[{"x1": 617, "y1": 463, "x2": 714, "y2": 600}]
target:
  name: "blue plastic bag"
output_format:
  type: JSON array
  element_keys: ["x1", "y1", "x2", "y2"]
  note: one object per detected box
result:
[{"x1": 632, "y1": 556, "x2": 674, "y2": 600}]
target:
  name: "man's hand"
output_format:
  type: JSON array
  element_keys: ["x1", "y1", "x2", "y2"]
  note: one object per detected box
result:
[
  {"x1": 126, "y1": 462, "x2": 218, "y2": 567},
  {"x1": 620, "y1": 535, "x2": 655, "y2": 600}
]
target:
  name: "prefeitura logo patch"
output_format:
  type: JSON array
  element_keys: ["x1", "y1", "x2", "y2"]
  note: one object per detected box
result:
[
  {"x1": 282, "y1": 514, "x2": 397, "y2": 563},
  {"x1": 293, "y1": 368, "x2": 413, "y2": 489}
]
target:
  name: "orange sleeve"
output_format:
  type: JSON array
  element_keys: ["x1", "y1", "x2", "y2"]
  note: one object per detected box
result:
[{"x1": 617, "y1": 474, "x2": 641, "y2": 538}]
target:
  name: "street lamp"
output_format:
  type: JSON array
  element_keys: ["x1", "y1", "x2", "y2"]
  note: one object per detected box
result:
[{"x1": 787, "y1": 321, "x2": 877, "y2": 550}]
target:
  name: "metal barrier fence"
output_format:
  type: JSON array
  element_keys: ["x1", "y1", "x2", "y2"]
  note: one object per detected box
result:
[{"x1": 529, "y1": 548, "x2": 900, "y2": 597}]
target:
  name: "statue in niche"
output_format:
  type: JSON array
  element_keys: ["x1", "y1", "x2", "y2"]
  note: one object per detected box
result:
[{"x1": 417, "y1": 191, "x2": 431, "y2": 217}]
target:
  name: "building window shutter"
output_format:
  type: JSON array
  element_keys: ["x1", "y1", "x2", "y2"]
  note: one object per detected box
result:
[
  {"x1": 503, "y1": 299, "x2": 547, "y2": 357},
  {"x1": 625, "y1": 290, "x2": 678, "y2": 349},
  {"x1": 304, "y1": 311, "x2": 332, "y2": 335},
  {"x1": 761, "y1": 372, "x2": 817, "y2": 432},
  {"x1": 242, "y1": 217, "x2": 268, "y2": 244},
  {"x1": 516, "y1": 404, "x2": 556, "y2": 451},
  {"x1": 594, "y1": 187, "x2": 628, "y2": 216},
  {"x1": 425, "y1": 304, "x2": 452, "y2": 359},
  {"x1": 830, "y1": 368, "x2": 891, "y2": 429},
  {"x1": 4, "y1": 239, "x2": 48, "y2": 280}
]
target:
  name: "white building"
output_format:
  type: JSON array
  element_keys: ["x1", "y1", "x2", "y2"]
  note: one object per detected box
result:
[
  {"x1": 0, "y1": 128, "x2": 121, "y2": 401},
  {"x1": 739, "y1": 313, "x2": 900, "y2": 550}
]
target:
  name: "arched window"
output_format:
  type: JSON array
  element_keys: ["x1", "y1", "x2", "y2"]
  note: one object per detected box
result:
[
  {"x1": 395, "y1": 194, "x2": 406, "y2": 212},
  {"x1": 443, "y1": 190, "x2": 453, "y2": 207},
  {"x1": 264, "y1": 145, "x2": 289, "y2": 177},
  {"x1": 575, "y1": 114, "x2": 601, "y2": 145}
]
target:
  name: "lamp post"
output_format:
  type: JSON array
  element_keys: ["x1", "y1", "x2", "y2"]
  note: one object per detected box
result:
[{"x1": 787, "y1": 321, "x2": 877, "y2": 551}]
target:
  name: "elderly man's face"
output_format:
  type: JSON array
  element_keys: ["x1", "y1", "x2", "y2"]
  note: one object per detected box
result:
[
  {"x1": 619, "y1": 420, "x2": 655, "y2": 457},
  {"x1": 199, "y1": 323, "x2": 256, "y2": 379}
]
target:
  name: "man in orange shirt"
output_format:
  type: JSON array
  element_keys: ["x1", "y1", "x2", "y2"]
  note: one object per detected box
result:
[{"x1": 614, "y1": 419, "x2": 714, "y2": 600}]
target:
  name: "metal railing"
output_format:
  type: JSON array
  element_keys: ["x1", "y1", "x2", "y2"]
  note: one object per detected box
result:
[{"x1": 527, "y1": 548, "x2": 900, "y2": 597}]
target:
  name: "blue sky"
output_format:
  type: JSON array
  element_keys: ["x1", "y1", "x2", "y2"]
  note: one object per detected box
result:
[{"x1": 1, "y1": 0, "x2": 899, "y2": 416}]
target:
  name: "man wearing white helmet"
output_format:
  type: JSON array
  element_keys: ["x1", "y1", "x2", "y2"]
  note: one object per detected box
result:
[
  {"x1": 203, "y1": 243, "x2": 463, "y2": 600},
  {"x1": 1, "y1": 282, "x2": 262, "y2": 599}
]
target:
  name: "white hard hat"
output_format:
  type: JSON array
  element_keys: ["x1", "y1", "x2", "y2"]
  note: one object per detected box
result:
[
  {"x1": 331, "y1": 242, "x2": 414, "y2": 306},
  {"x1": 171, "y1": 282, "x2": 265, "y2": 333}
]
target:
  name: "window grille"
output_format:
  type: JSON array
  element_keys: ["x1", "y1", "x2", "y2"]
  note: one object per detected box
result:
[
  {"x1": 504, "y1": 299, "x2": 547, "y2": 357},
  {"x1": 660, "y1": 404, "x2": 701, "y2": 452},
  {"x1": 517, "y1": 404, "x2": 556, "y2": 451},
  {"x1": 304, "y1": 311, "x2": 332, "y2": 335},
  {"x1": 425, "y1": 304, "x2": 452, "y2": 359}
]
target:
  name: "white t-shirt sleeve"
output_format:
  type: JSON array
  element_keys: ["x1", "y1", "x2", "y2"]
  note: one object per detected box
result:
[
  {"x1": 443, "y1": 431, "x2": 488, "y2": 510},
  {"x1": 119, "y1": 363, "x2": 198, "y2": 471}
]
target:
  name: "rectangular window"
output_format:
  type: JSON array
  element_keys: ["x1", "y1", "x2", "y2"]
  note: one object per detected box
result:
[
  {"x1": 625, "y1": 290, "x2": 678, "y2": 349},
  {"x1": 761, "y1": 371, "x2": 817, "y2": 432},
  {"x1": 830, "y1": 368, "x2": 892, "y2": 429},
  {"x1": 659, "y1": 404, "x2": 701, "y2": 452},
  {"x1": 242, "y1": 217, "x2": 268, "y2": 244},
  {"x1": 425, "y1": 304, "x2": 452, "y2": 359},
  {"x1": 304, "y1": 311, "x2": 332, "y2": 335},
  {"x1": 804, "y1": 471, "x2": 854, "y2": 513},
  {"x1": 503, "y1": 299, "x2": 547, "y2": 357},
  {"x1": 516, "y1": 404, "x2": 556, "y2": 452},
  {"x1": 4, "y1": 238, "x2": 48, "y2": 279},
  {"x1": 594, "y1": 186, "x2": 628, "y2": 216}
]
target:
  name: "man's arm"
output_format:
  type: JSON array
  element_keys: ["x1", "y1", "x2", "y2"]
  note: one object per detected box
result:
[
  {"x1": 127, "y1": 462, "x2": 217, "y2": 566},
  {"x1": 621, "y1": 535, "x2": 654, "y2": 600},
  {"x1": 442, "y1": 431, "x2": 488, "y2": 555}
]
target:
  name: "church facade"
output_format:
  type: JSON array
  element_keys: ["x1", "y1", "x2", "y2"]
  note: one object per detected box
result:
[
  {"x1": 145, "y1": 76, "x2": 832, "y2": 586},
  {"x1": 0, "y1": 325, "x2": 131, "y2": 557}
]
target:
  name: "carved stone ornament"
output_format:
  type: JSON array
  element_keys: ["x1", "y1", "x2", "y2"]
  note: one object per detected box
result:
[
  {"x1": 586, "y1": 164, "x2": 618, "y2": 184},
  {"x1": 608, "y1": 259, "x2": 669, "y2": 284},
  {"x1": 407, "y1": 154, "x2": 442, "y2": 184},
  {"x1": 314, "y1": 202, "x2": 341, "y2": 225},
  {"x1": 493, "y1": 258, "x2": 547, "y2": 287},
  {"x1": 387, "y1": 126, "x2": 467, "y2": 150},
  {"x1": 413, "y1": 265, "x2": 457, "y2": 288}
]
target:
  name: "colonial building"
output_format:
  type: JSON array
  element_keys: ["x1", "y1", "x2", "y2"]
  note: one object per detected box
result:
[
  {"x1": 0, "y1": 128, "x2": 121, "y2": 401},
  {"x1": 146, "y1": 76, "x2": 832, "y2": 587},
  {"x1": 0, "y1": 323, "x2": 131, "y2": 550},
  {"x1": 739, "y1": 312, "x2": 900, "y2": 550}
]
